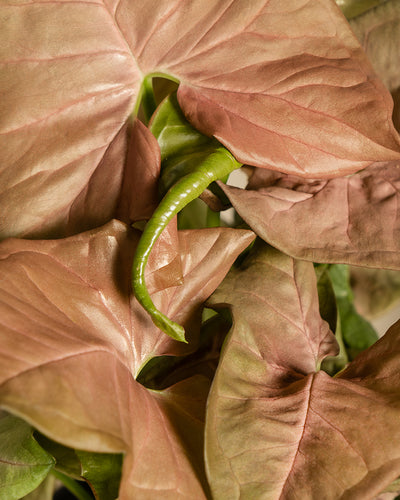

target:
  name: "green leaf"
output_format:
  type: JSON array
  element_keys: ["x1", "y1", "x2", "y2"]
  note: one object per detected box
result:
[
  {"x1": 35, "y1": 433, "x2": 122, "y2": 500},
  {"x1": 34, "y1": 433, "x2": 82, "y2": 480},
  {"x1": 150, "y1": 92, "x2": 215, "y2": 163},
  {"x1": 315, "y1": 264, "x2": 337, "y2": 334},
  {"x1": 336, "y1": 0, "x2": 388, "y2": 20},
  {"x1": 22, "y1": 475, "x2": 56, "y2": 500},
  {"x1": 329, "y1": 264, "x2": 378, "y2": 359},
  {"x1": 0, "y1": 412, "x2": 55, "y2": 500},
  {"x1": 76, "y1": 450, "x2": 122, "y2": 500},
  {"x1": 150, "y1": 93, "x2": 223, "y2": 196}
]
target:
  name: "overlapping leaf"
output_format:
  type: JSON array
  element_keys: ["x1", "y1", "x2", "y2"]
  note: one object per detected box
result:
[
  {"x1": 221, "y1": 160, "x2": 400, "y2": 269},
  {"x1": 206, "y1": 244, "x2": 400, "y2": 499},
  {"x1": 2, "y1": 0, "x2": 400, "y2": 238},
  {"x1": 0, "y1": 220, "x2": 253, "y2": 498},
  {"x1": 0, "y1": 412, "x2": 55, "y2": 500},
  {"x1": 349, "y1": 0, "x2": 400, "y2": 133}
]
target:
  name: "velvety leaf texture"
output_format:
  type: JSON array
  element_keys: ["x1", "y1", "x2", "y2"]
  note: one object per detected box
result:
[
  {"x1": 206, "y1": 245, "x2": 400, "y2": 499},
  {"x1": 1, "y1": 0, "x2": 400, "y2": 238},
  {"x1": 221, "y1": 161, "x2": 400, "y2": 269},
  {"x1": 0, "y1": 221, "x2": 253, "y2": 498}
]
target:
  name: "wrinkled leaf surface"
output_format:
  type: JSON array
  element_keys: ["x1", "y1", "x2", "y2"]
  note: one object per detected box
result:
[
  {"x1": 0, "y1": 220, "x2": 252, "y2": 497},
  {"x1": 221, "y1": 161, "x2": 400, "y2": 269},
  {"x1": 206, "y1": 244, "x2": 400, "y2": 499},
  {"x1": 2, "y1": 0, "x2": 400, "y2": 237}
]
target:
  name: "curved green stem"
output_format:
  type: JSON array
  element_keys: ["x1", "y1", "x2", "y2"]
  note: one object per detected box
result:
[
  {"x1": 132, "y1": 147, "x2": 242, "y2": 342},
  {"x1": 51, "y1": 470, "x2": 93, "y2": 500}
]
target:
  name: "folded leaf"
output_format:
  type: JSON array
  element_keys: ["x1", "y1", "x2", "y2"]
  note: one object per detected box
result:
[
  {"x1": 117, "y1": 119, "x2": 183, "y2": 294},
  {"x1": 221, "y1": 161, "x2": 400, "y2": 269},
  {"x1": 2, "y1": 0, "x2": 400, "y2": 238},
  {"x1": 206, "y1": 244, "x2": 400, "y2": 498},
  {"x1": 0, "y1": 412, "x2": 55, "y2": 500}
]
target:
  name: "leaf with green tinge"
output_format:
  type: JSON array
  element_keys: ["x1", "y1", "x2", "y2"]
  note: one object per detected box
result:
[
  {"x1": 0, "y1": 412, "x2": 55, "y2": 500},
  {"x1": 2, "y1": 0, "x2": 400, "y2": 238},
  {"x1": 35, "y1": 433, "x2": 122, "y2": 500},
  {"x1": 336, "y1": 0, "x2": 387, "y2": 19},
  {"x1": 22, "y1": 475, "x2": 56, "y2": 500},
  {"x1": 315, "y1": 264, "x2": 337, "y2": 334},
  {"x1": 221, "y1": 160, "x2": 400, "y2": 270},
  {"x1": 329, "y1": 264, "x2": 378, "y2": 359},
  {"x1": 206, "y1": 244, "x2": 400, "y2": 498},
  {"x1": 76, "y1": 450, "x2": 122, "y2": 500},
  {"x1": 150, "y1": 93, "x2": 221, "y2": 196}
]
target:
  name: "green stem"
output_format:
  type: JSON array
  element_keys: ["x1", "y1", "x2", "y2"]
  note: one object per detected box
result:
[
  {"x1": 140, "y1": 76, "x2": 157, "y2": 125},
  {"x1": 51, "y1": 469, "x2": 93, "y2": 500},
  {"x1": 206, "y1": 207, "x2": 220, "y2": 227},
  {"x1": 132, "y1": 148, "x2": 242, "y2": 342}
]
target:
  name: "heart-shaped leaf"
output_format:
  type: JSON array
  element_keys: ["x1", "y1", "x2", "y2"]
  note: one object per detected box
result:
[
  {"x1": 206, "y1": 243, "x2": 400, "y2": 498},
  {"x1": 221, "y1": 161, "x2": 400, "y2": 269},
  {"x1": 0, "y1": 220, "x2": 253, "y2": 497},
  {"x1": 2, "y1": 0, "x2": 400, "y2": 238}
]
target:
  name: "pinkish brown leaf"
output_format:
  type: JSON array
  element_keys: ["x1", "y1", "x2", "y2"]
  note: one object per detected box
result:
[
  {"x1": 349, "y1": 1, "x2": 400, "y2": 133},
  {"x1": 349, "y1": 0, "x2": 400, "y2": 94},
  {"x1": 206, "y1": 244, "x2": 400, "y2": 499},
  {"x1": 221, "y1": 161, "x2": 400, "y2": 269},
  {"x1": 2, "y1": 0, "x2": 400, "y2": 238},
  {"x1": 0, "y1": 220, "x2": 253, "y2": 496}
]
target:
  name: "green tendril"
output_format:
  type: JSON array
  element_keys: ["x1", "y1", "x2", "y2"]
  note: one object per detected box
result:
[{"x1": 132, "y1": 147, "x2": 242, "y2": 342}]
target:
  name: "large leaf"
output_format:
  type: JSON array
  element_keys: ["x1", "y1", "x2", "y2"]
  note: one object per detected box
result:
[
  {"x1": 2, "y1": 0, "x2": 400, "y2": 238},
  {"x1": 0, "y1": 220, "x2": 253, "y2": 497},
  {"x1": 206, "y1": 244, "x2": 400, "y2": 498},
  {"x1": 221, "y1": 161, "x2": 400, "y2": 269},
  {"x1": 0, "y1": 412, "x2": 55, "y2": 500}
]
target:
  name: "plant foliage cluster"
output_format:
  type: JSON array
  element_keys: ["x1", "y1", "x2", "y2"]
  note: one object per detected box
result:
[{"x1": 1, "y1": 0, "x2": 400, "y2": 498}]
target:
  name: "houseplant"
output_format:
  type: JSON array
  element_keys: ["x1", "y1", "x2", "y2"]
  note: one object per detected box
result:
[{"x1": 1, "y1": 0, "x2": 400, "y2": 498}]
